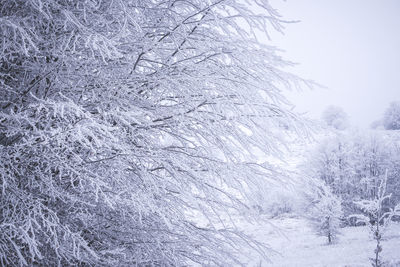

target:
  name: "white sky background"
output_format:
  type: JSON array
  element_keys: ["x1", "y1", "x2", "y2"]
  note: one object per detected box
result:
[{"x1": 266, "y1": 0, "x2": 400, "y2": 127}]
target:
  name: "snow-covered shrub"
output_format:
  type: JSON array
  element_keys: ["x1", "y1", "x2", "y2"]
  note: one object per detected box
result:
[
  {"x1": 321, "y1": 105, "x2": 349, "y2": 130},
  {"x1": 383, "y1": 101, "x2": 400, "y2": 130},
  {"x1": 351, "y1": 172, "x2": 400, "y2": 267},
  {"x1": 305, "y1": 180, "x2": 343, "y2": 244},
  {"x1": 261, "y1": 190, "x2": 301, "y2": 217}
]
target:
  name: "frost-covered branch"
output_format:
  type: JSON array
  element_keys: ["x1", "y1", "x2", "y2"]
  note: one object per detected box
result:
[{"x1": 0, "y1": 0, "x2": 307, "y2": 265}]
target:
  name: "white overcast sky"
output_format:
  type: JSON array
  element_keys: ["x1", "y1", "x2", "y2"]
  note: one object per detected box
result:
[{"x1": 267, "y1": 0, "x2": 400, "y2": 127}]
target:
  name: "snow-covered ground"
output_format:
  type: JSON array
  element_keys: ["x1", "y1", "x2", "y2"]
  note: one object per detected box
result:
[{"x1": 240, "y1": 215, "x2": 400, "y2": 266}]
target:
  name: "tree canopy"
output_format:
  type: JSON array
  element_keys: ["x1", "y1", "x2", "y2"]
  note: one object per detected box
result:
[{"x1": 0, "y1": 0, "x2": 305, "y2": 265}]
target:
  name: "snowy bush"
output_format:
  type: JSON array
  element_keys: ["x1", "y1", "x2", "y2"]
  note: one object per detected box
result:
[
  {"x1": 0, "y1": 0, "x2": 307, "y2": 265},
  {"x1": 383, "y1": 101, "x2": 400, "y2": 130},
  {"x1": 352, "y1": 172, "x2": 400, "y2": 267},
  {"x1": 321, "y1": 105, "x2": 349, "y2": 130},
  {"x1": 305, "y1": 180, "x2": 343, "y2": 244},
  {"x1": 261, "y1": 190, "x2": 301, "y2": 217}
]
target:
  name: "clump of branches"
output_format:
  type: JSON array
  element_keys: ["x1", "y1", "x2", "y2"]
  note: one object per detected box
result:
[{"x1": 0, "y1": 0, "x2": 307, "y2": 265}]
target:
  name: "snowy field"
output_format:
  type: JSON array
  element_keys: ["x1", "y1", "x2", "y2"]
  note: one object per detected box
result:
[{"x1": 240, "y1": 215, "x2": 400, "y2": 267}]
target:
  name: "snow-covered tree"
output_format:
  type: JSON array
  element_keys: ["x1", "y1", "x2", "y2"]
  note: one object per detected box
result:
[
  {"x1": 387, "y1": 136, "x2": 400, "y2": 206},
  {"x1": 305, "y1": 130, "x2": 400, "y2": 219},
  {"x1": 305, "y1": 180, "x2": 343, "y2": 244},
  {"x1": 321, "y1": 105, "x2": 349, "y2": 130},
  {"x1": 352, "y1": 171, "x2": 400, "y2": 267},
  {"x1": 306, "y1": 133, "x2": 355, "y2": 212},
  {"x1": 383, "y1": 101, "x2": 400, "y2": 130},
  {"x1": 0, "y1": 0, "x2": 306, "y2": 265}
]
